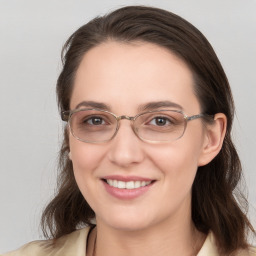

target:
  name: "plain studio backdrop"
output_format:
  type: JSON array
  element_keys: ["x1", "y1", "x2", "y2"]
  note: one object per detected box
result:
[{"x1": 0, "y1": 0, "x2": 255, "y2": 252}]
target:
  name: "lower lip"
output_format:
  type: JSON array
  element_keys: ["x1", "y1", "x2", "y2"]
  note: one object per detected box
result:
[{"x1": 102, "y1": 180, "x2": 154, "y2": 200}]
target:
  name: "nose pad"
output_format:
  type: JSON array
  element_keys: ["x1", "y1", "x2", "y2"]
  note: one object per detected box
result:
[
  {"x1": 107, "y1": 121, "x2": 144, "y2": 167},
  {"x1": 120, "y1": 115, "x2": 133, "y2": 121}
]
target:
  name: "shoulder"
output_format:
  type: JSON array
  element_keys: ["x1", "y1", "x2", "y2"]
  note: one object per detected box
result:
[
  {"x1": 234, "y1": 246, "x2": 256, "y2": 256},
  {"x1": 1, "y1": 240, "x2": 49, "y2": 256},
  {"x1": 198, "y1": 232, "x2": 256, "y2": 256},
  {"x1": 1, "y1": 227, "x2": 91, "y2": 256},
  {"x1": 248, "y1": 246, "x2": 256, "y2": 256}
]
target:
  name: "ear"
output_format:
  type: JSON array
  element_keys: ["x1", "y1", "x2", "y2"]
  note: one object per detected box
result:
[
  {"x1": 65, "y1": 126, "x2": 72, "y2": 160},
  {"x1": 198, "y1": 113, "x2": 227, "y2": 166},
  {"x1": 68, "y1": 151, "x2": 72, "y2": 160}
]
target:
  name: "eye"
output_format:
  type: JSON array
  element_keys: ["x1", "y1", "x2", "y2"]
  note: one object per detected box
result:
[
  {"x1": 84, "y1": 116, "x2": 106, "y2": 125},
  {"x1": 149, "y1": 116, "x2": 172, "y2": 126}
]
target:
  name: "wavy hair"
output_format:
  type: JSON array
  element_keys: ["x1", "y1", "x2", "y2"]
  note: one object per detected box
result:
[{"x1": 41, "y1": 6, "x2": 255, "y2": 254}]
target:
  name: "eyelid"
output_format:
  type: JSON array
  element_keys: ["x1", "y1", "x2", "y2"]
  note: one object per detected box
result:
[
  {"x1": 149, "y1": 117, "x2": 171, "y2": 124},
  {"x1": 85, "y1": 112, "x2": 116, "y2": 124}
]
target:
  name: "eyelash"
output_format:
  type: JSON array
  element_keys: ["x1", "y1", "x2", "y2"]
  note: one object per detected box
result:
[
  {"x1": 150, "y1": 116, "x2": 172, "y2": 125},
  {"x1": 82, "y1": 116, "x2": 106, "y2": 125}
]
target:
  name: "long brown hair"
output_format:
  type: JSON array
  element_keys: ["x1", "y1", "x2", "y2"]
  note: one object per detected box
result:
[{"x1": 41, "y1": 6, "x2": 255, "y2": 254}]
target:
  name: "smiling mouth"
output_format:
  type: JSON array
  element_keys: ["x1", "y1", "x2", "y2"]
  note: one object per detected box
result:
[{"x1": 104, "y1": 179, "x2": 154, "y2": 189}]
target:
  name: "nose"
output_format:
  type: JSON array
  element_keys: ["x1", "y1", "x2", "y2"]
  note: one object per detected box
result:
[{"x1": 107, "y1": 120, "x2": 145, "y2": 167}]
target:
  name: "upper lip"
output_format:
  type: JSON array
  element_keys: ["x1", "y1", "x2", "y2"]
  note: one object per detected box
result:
[{"x1": 102, "y1": 175, "x2": 154, "y2": 182}]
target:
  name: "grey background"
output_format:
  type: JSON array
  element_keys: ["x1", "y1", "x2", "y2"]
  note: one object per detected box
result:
[{"x1": 0, "y1": 0, "x2": 255, "y2": 252}]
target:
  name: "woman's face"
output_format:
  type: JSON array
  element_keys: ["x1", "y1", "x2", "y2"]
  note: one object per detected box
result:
[{"x1": 69, "y1": 41, "x2": 209, "y2": 232}]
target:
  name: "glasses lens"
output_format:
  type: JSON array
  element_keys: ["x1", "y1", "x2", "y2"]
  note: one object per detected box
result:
[
  {"x1": 69, "y1": 110, "x2": 117, "y2": 142},
  {"x1": 135, "y1": 111, "x2": 186, "y2": 142}
]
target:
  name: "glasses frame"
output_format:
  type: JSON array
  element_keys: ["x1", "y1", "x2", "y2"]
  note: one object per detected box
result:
[{"x1": 61, "y1": 108, "x2": 211, "y2": 144}]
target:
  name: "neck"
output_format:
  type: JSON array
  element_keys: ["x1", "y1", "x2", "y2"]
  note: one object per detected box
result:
[{"x1": 89, "y1": 216, "x2": 206, "y2": 256}]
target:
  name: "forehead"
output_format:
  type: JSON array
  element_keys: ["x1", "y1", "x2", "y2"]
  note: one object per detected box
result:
[{"x1": 71, "y1": 41, "x2": 200, "y2": 114}]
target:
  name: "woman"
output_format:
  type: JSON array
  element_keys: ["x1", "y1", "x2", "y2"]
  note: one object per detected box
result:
[{"x1": 3, "y1": 5, "x2": 255, "y2": 256}]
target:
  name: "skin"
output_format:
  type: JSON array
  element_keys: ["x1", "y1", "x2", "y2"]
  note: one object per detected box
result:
[{"x1": 69, "y1": 41, "x2": 226, "y2": 256}]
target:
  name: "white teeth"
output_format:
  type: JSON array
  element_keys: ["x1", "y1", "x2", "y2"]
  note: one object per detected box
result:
[
  {"x1": 117, "y1": 181, "x2": 126, "y2": 189},
  {"x1": 134, "y1": 181, "x2": 141, "y2": 188},
  {"x1": 113, "y1": 180, "x2": 118, "y2": 187},
  {"x1": 126, "y1": 181, "x2": 134, "y2": 189},
  {"x1": 106, "y1": 179, "x2": 152, "y2": 189}
]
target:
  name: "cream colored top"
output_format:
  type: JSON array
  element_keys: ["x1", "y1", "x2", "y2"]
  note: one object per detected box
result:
[{"x1": 2, "y1": 227, "x2": 256, "y2": 256}]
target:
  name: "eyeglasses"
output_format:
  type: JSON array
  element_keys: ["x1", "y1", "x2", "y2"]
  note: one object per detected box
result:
[{"x1": 61, "y1": 108, "x2": 210, "y2": 143}]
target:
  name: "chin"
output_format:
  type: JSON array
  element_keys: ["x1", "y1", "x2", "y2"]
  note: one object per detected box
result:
[
  {"x1": 110, "y1": 220, "x2": 151, "y2": 232},
  {"x1": 96, "y1": 209, "x2": 158, "y2": 232}
]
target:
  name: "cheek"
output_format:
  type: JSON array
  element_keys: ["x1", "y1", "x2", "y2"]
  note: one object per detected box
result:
[
  {"x1": 68, "y1": 138, "x2": 107, "y2": 200},
  {"x1": 154, "y1": 145, "x2": 199, "y2": 181},
  {"x1": 69, "y1": 138, "x2": 104, "y2": 172},
  {"x1": 149, "y1": 133, "x2": 204, "y2": 189},
  {"x1": 69, "y1": 138, "x2": 105, "y2": 209},
  {"x1": 155, "y1": 148, "x2": 199, "y2": 217}
]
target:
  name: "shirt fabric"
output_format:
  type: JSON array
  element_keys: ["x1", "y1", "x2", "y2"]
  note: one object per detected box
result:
[{"x1": 2, "y1": 227, "x2": 256, "y2": 256}]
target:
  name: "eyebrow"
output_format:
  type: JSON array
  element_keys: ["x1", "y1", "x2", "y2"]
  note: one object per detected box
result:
[
  {"x1": 75, "y1": 101, "x2": 111, "y2": 110},
  {"x1": 138, "y1": 101, "x2": 183, "y2": 112},
  {"x1": 75, "y1": 100, "x2": 183, "y2": 112}
]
